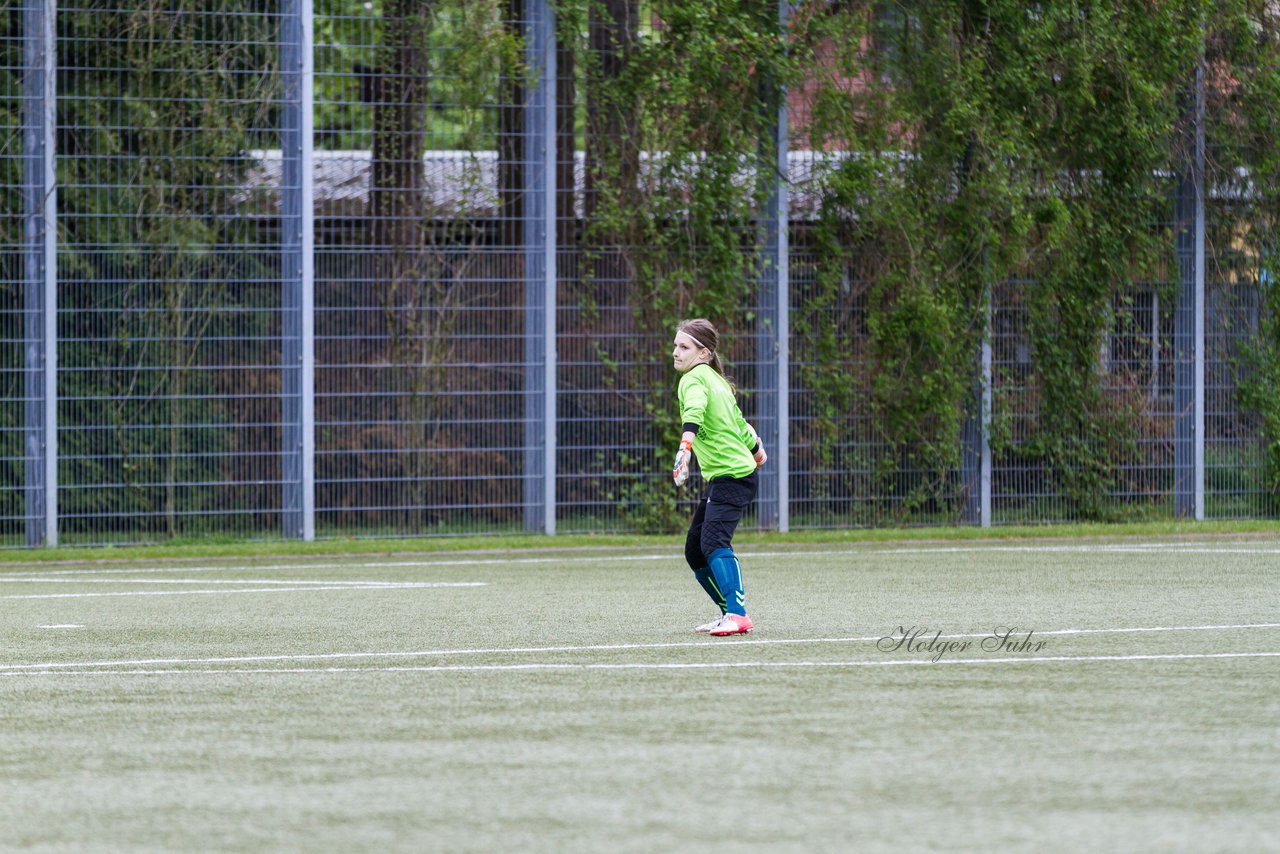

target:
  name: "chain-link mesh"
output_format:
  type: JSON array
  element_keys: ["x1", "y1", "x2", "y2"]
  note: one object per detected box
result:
[
  {"x1": 1, "y1": 11, "x2": 25, "y2": 546},
  {"x1": 1, "y1": 3, "x2": 1275, "y2": 547},
  {"x1": 51, "y1": 3, "x2": 283, "y2": 544}
]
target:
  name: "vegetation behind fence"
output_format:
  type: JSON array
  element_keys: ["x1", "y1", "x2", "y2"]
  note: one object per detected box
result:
[{"x1": 3, "y1": 1, "x2": 1280, "y2": 546}]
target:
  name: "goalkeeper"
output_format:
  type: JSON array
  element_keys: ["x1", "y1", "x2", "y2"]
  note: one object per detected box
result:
[{"x1": 670, "y1": 318, "x2": 767, "y2": 637}]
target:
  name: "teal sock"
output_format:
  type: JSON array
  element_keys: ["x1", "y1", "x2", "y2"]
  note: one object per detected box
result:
[
  {"x1": 691, "y1": 566, "x2": 726, "y2": 613},
  {"x1": 707, "y1": 548, "x2": 746, "y2": 616}
]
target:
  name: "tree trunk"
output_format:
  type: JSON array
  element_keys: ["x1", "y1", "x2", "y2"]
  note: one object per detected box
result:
[
  {"x1": 585, "y1": 0, "x2": 639, "y2": 234},
  {"x1": 370, "y1": 0, "x2": 430, "y2": 260},
  {"x1": 498, "y1": 0, "x2": 524, "y2": 249},
  {"x1": 370, "y1": 1, "x2": 432, "y2": 530},
  {"x1": 557, "y1": 26, "x2": 576, "y2": 248}
]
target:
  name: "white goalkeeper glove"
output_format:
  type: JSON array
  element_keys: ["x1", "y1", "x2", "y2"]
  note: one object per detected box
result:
[
  {"x1": 672, "y1": 431, "x2": 695, "y2": 486},
  {"x1": 746, "y1": 422, "x2": 767, "y2": 468}
]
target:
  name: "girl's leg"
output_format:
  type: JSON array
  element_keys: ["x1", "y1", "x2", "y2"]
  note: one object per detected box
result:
[
  {"x1": 706, "y1": 548, "x2": 745, "y2": 616},
  {"x1": 685, "y1": 494, "x2": 725, "y2": 612},
  {"x1": 700, "y1": 474, "x2": 758, "y2": 618}
]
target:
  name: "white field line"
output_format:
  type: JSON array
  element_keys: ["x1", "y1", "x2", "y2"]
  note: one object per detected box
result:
[
  {"x1": 2, "y1": 650, "x2": 1277, "y2": 677},
  {"x1": 5, "y1": 540, "x2": 1280, "y2": 579},
  {"x1": 0, "y1": 578, "x2": 474, "y2": 585},
  {"x1": 37, "y1": 624, "x2": 84, "y2": 630},
  {"x1": 0, "y1": 581, "x2": 486, "y2": 601},
  {"x1": 0, "y1": 556, "x2": 675, "y2": 577},
  {"x1": 2, "y1": 622, "x2": 1277, "y2": 672},
  {"x1": 867, "y1": 546, "x2": 1280, "y2": 555}
]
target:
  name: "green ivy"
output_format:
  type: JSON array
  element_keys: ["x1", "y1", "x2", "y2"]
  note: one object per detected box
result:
[
  {"x1": 556, "y1": 0, "x2": 800, "y2": 530},
  {"x1": 788, "y1": 1, "x2": 1280, "y2": 523}
]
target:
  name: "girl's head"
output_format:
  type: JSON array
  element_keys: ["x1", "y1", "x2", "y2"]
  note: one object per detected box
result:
[{"x1": 672, "y1": 318, "x2": 727, "y2": 378}]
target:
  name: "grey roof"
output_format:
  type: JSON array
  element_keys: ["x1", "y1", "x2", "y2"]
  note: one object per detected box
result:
[{"x1": 237, "y1": 149, "x2": 842, "y2": 219}]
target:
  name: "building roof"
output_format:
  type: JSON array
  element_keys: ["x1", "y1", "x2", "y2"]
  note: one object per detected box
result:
[{"x1": 237, "y1": 149, "x2": 843, "y2": 220}]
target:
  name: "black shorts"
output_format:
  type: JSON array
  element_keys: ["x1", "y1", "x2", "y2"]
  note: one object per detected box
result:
[{"x1": 684, "y1": 471, "x2": 758, "y2": 569}]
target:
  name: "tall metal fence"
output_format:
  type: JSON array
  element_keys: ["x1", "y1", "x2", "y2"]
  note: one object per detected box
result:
[{"x1": 1, "y1": 2, "x2": 1273, "y2": 547}]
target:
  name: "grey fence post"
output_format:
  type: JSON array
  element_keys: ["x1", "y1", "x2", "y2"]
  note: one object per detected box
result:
[
  {"x1": 980, "y1": 293, "x2": 993, "y2": 527},
  {"x1": 23, "y1": 0, "x2": 56, "y2": 547},
  {"x1": 962, "y1": 288, "x2": 993, "y2": 527},
  {"x1": 756, "y1": 0, "x2": 790, "y2": 532},
  {"x1": 523, "y1": 0, "x2": 557, "y2": 534},
  {"x1": 282, "y1": 0, "x2": 315, "y2": 540},
  {"x1": 1174, "y1": 63, "x2": 1205, "y2": 520}
]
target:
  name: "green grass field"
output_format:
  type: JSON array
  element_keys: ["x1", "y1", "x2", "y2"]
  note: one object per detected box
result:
[{"x1": 2, "y1": 536, "x2": 1277, "y2": 853}]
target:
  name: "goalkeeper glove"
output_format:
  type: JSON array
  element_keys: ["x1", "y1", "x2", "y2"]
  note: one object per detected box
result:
[
  {"x1": 673, "y1": 431, "x2": 695, "y2": 486},
  {"x1": 746, "y1": 422, "x2": 767, "y2": 468}
]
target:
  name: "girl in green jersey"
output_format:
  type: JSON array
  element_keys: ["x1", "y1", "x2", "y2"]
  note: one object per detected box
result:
[{"x1": 671, "y1": 318, "x2": 766, "y2": 636}]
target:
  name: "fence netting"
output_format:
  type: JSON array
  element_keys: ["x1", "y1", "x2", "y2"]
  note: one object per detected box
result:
[{"x1": 1, "y1": 2, "x2": 1275, "y2": 546}]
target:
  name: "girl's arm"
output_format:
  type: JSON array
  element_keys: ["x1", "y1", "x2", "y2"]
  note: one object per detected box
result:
[
  {"x1": 745, "y1": 422, "x2": 767, "y2": 468},
  {"x1": 673, "y1": 426, "x2": 698, "y2": 485}
]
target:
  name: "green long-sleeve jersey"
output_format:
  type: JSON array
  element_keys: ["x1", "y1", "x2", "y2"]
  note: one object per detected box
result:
[{"x1": 677, "y1": 363, "x2": 757, "y2": 480}]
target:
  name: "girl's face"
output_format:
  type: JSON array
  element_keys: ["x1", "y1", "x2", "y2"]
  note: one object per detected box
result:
[{"x1": 672, "y1": 331, "x2": 708, "y2": 373}]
